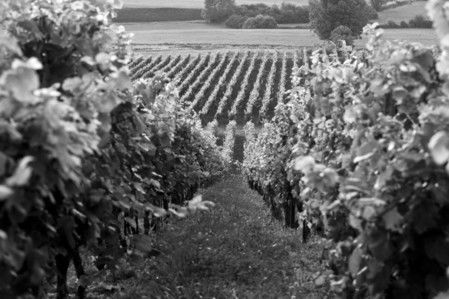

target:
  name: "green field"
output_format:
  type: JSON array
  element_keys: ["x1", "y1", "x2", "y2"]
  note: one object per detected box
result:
[
  {"x1": 122, "y1": 0, "x2": 308, "y2": 8},
  {"x1": 377, "y1": 1, "x2": 428, "y2": 24},
  {"x1": 125, "y1": 22, "x2": 438, "y2": 53}
]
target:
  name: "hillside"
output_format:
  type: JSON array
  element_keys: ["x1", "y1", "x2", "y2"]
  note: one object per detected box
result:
[{"x1": 122, "y1": 0, "x2": 309, "y2": 8}]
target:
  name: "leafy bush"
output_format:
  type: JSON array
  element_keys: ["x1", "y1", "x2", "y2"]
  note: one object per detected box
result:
[
  {"x1": 242, "y1": 14, "x2": 278, "y2": 29},
  {"x1": 382, "y1": 15, "x2": 433, "y2": 28},
  {"x1": 202, "y1": 0, "x2": 236, "y2": 23},
  {"x1": 235, "y1": 3, "x2": 309, "y2": 24},
  {"x1": 309, "y1": 0, "x2": 371, "y2": 39},
  {"x1": 235, "y1": 3, "x2": 272, "y2": 17},
  {"x1": 115, "y1": 8, "x2": 202, "y2": 22},
  {"x1": 330, "y1": 25, "x2": 354, "y2": 45},
  {"x1": 275, "y1": 3, "x2": 310, "y2": 23},
  {"x1": 409, "y1": 14, "x2": 433, "y2": 28},
  {"x1": 385, "y1": 20, "x2": 400, "y2": 28},
  {"x1": 225, "y1": 14, "x2": 248, "y2": 28}
]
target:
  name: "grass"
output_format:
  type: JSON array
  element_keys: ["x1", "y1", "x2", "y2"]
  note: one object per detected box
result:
[
  {"x1": 84, "y1": 174, "x2": 328, "y2": 298},
  {"x1": 128, "y1": 26, "x2": 321, "y2": 47},
  {"x1": 122, "y1": 0, "x2": 308, "y2": 9}
]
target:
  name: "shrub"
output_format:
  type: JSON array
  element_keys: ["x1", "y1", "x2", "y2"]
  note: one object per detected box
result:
[
  {"x1": 409, "y1": 14, "x2": 433, "y2": 28},
  {"x1": 277, "y1": 3, "x2": 310, "y2": 23},
  {"x1": 330, "y1": 25, "x2": 354, "y2": 45},
  {"x1": 235, "y1": 3, "x2": 309, "y2": 24},
  {"x1": 242, "y1": 14, "x2": 278, "y2": 29},
  {"x1": 235, "y1": 3, "x2": 272, "y2": 17},
  {"x1": 309, "y1": 0, "x2": 371, "y2": 40},
  {"x1": 385, "y1": 20, "x2": 400, "y2": 28},
  {"x1": 115, "y1": 8, "x2": 202, "y2": 22},
  {"x1": 202, "y1": 0, "x2": 235, "y2": 23},
  {"x1": 400, "y1": 20, "x2": 409, "y2": 28},
  {"x1": 225, "y1": 14, "x2": 248, "y2": 28}
]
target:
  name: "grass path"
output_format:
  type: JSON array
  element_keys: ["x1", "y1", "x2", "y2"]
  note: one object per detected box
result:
[{"x1": 95, "y1": 174, "x2": 327, "y2": 298}]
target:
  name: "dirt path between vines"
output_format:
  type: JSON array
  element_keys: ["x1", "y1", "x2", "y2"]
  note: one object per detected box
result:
[{"x1": 89, "y1": 174, "x2": 327, "y2": 298}]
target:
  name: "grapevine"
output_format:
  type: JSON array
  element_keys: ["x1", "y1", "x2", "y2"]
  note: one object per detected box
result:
[
  {"x1": 215, "y1": 51, "x2": 251, "y2": 122},
  {"x1": 190, "y1": 52, "x2": 231, "y2": 110},
  {"x1": 200, "y1": 51, "x2": 239, "y2": 119},
  {"x1": 229, "y1": 52, "x2": 257, "y2": 118},
  {"x1": 245, "y1": 52, "x2": 269, "y2": 121},
  {"x1": 260, "y1": 53, "x2": 278, "y2": 119}
]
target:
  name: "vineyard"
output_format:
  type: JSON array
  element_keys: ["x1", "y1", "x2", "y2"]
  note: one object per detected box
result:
[
  {"x1": 129, "y1": 51, "x2": 297, "y2": 127},
  {"x1": 4, "y1": 0, "x2": 449, "y2": 298}
]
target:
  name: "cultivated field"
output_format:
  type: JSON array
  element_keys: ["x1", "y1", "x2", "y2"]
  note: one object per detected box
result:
[
  {"x1": 130, "y1": 51, "x2": 299, "y2": 127},
  {"x1": 123, "y1": 0, "x2": 308, "y2": 8},
  {"x1": 125, "y1": 22, "x2": 438, "y2": 54},
  {"x1": 377, "y1": 1, "x2": 428, "y2": 24}
]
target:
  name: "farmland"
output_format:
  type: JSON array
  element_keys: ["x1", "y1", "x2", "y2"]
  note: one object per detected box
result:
[
  {"x1": 130, "y1": 51, "x2": 297, "y2": 128},
  {"x1": 5, "y1": 0, "x2": 449, "y2": 298},
  {"x1": 377, "y1": 1, "x2": 427, "y2": 24},
  {"x1": 125, "y1": 22, "x2": 438, "y2": 54}
]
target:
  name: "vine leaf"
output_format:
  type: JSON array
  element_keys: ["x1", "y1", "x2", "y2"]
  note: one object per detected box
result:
[
  {"x1": 0, "y1": 185, "x2": 13, "y2": 201},
  {"x1": 1, "y1": 67, "x2": 40, "y2": 103},
  {"x1": 6, "y1": 156, "x2": 34, "y2": 187},
  {"x1": 293, "y1": 156, "x2": 315, "y2": 173},
  {"x1": 349, "y1": 247, "x2": 363, "y2": 276},
  {"x1": 429, "y1": 131, "x2": 449, "y2": 165},
  {"x1": 382, "y1": 208, "x2": 403, "y2": 232}
]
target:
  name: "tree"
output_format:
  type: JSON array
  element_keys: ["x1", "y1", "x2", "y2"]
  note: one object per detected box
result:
[
  {"x1": 242, "y1": 14, "x2": 278, "y2": 29},
  {"x1": 371, "y1": 0, "x2": 384, "y2": 11},
  {"x1": 309, "y1": 0, "x2": 371, "y2": 40},
  {"x1": 330, "y1": 25, "x2": 354, "y2": 45},
  {"x1": 202, "y1": 0, "x2": 236, "y2": 23}
]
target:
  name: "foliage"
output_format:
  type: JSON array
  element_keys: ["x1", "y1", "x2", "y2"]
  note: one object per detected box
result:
[
  {"x1": 222, "y1": 120, "x2": 237, "y2": 163},
  {"x1": 225, "y1": 14, "x2": 249, "y2": 29},
  {"x1": 115, "y1": 7, "x2": 202, "y2": 23},
  {"x1": 370, "y1": 0, "x2": 385, "y2": 11},
  {"x1": 235, "y1": 3, "x2": 310, "y2": 24},
  {"x1": 309, "y1": 0, "x2": 371, "y2": 40},
  {"x1": 242, "y1": 14, "x2": 278, "y2": 29},
  {"x1": 400, "y1": 20, "x2": 409, "y2": 27},
  {"x1": 0, "y1": 0, "x2": 130, "y2": 296},
  {"x1": 382, "y1": 15, "x2": 433, "y2": 28},
  {"x1": 0, "y1": 0, "x2": 228, "y2": 297},
  {"x1": 202, "y1": 0, "x2": 236, "y2": 23},
  {"x1": 365, "y1": 4, "x2": 379, "y2": 20},
  {"x1": 244, "y1": 16, "x2": 449, "y2": 297},
  {"x1": 330, "y1": 25, "x2": 354, "y2": 46},
  {"x1": 409, "y1": 14, "x2": 433, "y2": 28}
]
